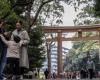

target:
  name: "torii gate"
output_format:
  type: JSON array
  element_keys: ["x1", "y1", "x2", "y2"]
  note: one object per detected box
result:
[{"x1": 43, "y1": 25, "x2": 100, "y2": 78}]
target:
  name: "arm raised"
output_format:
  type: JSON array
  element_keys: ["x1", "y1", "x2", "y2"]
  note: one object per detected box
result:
[{"x1": 0, "y1": 34, "x2": 9, "y2": 46}]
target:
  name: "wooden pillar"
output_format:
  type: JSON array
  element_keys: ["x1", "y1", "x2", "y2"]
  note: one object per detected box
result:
[
  {"x1": 78, "y1": 30, "x2": 82, "y2": 38},
  {"x1": 57, "y1": 30, "x2": 63, "y2": 78},
  {"x1": 98, "y1": 31, "x2": 100, "y2": 62},
  {"x1": 47, "y1": 43, "x2": 51, "y2": 79}
]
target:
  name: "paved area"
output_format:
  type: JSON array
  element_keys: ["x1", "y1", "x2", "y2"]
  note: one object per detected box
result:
[{"x1": 22, "y1": 78, "x2": 100, "y2": 80}]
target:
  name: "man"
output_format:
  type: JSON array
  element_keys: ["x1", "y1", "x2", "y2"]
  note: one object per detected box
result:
[
  {"x1": 0, "y1": 19, "x2": 7, "y2": 80},
  {"x1": 87, "y1": 58, "x2": 95, "y2": 79},
  {"x1": 44, "y1": 69, "x2": 49, "y2": 79}
]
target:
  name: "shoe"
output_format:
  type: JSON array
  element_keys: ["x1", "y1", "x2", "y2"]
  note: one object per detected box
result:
[
  {"x1": 20, "y1": 75, "x2": 23, "y2": 79},
  {"x1": 3, "y1": 77, "x2": 7, "y2": 80},
  {"x1": 7, "y1": 75, "x2": 13, "y2": 80}
]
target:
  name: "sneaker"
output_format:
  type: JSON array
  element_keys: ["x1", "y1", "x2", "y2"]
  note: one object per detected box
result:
[
  {"x1": 3, "y1": 77, "x2": 7, "y2": 80},
  {"x1": 20, "y1": 75, "x2": 23, "y2": 79}
]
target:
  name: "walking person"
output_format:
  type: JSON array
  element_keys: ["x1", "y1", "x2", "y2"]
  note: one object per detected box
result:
[
  {"x1": 44, "y1": 69, "x2": 49, "y2": 79},
  {"x1": 87, "y1": 58, "x2": 95, "y2": 79},
  {"x1": 11, "y1": 20, "x2": 30, "y2": 78},
  {"x1": 0, "y1": 19, "x2": 7, "y2": 80},
  {"x1": 52, "y1": 72, "x2": 56, "y2": 79},
  {"x1": 0, "y1": 34, "x2": 22, "y2": 80}
]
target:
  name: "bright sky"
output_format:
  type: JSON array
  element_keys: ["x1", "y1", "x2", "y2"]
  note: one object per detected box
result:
[
  {"x1": 61, "y1": 3, "x2": 77, "y2": 49},
  {"x1": 62, "y1": 5, "x2": 77, "y2": 26}
]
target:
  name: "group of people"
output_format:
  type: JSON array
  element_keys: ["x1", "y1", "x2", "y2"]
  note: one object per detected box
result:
[
  {"x1": 80, "y1": 58, "x2": 95, "y2": 79},
  {"x1": 62, "y1": 58, "x2": 96, "y2": 79},
  {"x1": 0, "y1": 19, "x2": 30, "y2": 80}
]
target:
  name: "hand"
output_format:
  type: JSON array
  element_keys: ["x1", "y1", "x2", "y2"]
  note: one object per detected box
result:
[
  {"x1": 4, "y1": 32, "x2": 8, "y2": 36},
  {"x1": 19, "y1": 41, "x2": 24, "y2": 46},
  {"x1": 0, "y1": 34, "x2": 2, "y2": 37},
  {"x1": 0, "y1": 34, "x2": 4, "y2": 39}
]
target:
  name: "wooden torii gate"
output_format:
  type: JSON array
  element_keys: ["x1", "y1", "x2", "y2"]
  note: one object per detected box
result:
[{"x1": 43, "y1": 25, "x2": 100, "y2": 78}]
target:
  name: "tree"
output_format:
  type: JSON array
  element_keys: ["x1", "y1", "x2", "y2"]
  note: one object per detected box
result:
[
  {"x1": 94, "y1": 0, "x2": 100, "y2": 17},
  {"x1": 65, "y1": 0, "x2": 100, "y2": 71},
  {"x1": 0, "y1": 0, "x2": 65, "y2": 32},
  {"x1": 0, "y1": 0, "x2": 66, "y2": 69},
  {"x1": 28, "y1": 26, "x2": 46, "y2": 69}
]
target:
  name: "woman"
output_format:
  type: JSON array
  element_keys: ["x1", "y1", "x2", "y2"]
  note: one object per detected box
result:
[{"x1": 12, "y1": 20, "x2": 30, "y2": 75}]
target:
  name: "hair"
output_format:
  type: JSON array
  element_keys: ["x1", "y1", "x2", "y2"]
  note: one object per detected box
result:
[
  {"x1": 16, "y1": 20, "x2": 23, "y2": 25},
  {"x1": 13, "y1": 36, "x2": 21, "y2": 43},
  {"x1": 0, "y1": 19, "x2": 4, "y2": 24},
  {"x1": 4, "y1": 32, "x2": 12, "y2": 41}
]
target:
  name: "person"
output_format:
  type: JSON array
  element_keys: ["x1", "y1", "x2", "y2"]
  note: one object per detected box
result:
[
  {"x1": 80, "y1": 67, "x2": 87, "y2": 79},
  {"x1": 76, "y1": 71, "x2": 80, "y2": 80},
  {"x1": 0, "y1": 19, "x2": 7, "y2": 80},
  {"x1": 87, "y1": 58, "x2": 95, "y2": 79},
  {"x1": 11, "y1": 20, "x2": 30, "y2": 76},
  {"x1": 52, "y1": 72, "x2": 56, "y2": 79},
  {"x1": 44, "y1": 69, "x2": 49, "y2": 79},
  {"x1": 0, "y1": 34, "x2": 23, "y2": 80}
]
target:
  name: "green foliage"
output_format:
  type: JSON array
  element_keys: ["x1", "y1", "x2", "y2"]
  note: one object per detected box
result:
[
  {"x1": 65, "y1": 32, "x2": 100, "y2": 71},
  {"x1": 64, "y1": 0, "x2": 100, "y2": 71},
  {"x1": 0, "y1": 0, "x2": 11, "y2": 18},
  {"x1": 94, "y1": 0, "x2": 100, "y2": 17},
  {"x1": 0, "y1": 0, "x2": 20, "y2": 31},
  {"x1": 28, "y1": 26, "x2": 45, "y2": 69},
  {"x1": 72, "y1": 0, "x2": 100, "y2": 25}
]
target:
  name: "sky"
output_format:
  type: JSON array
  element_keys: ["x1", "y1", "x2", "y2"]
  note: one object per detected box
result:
[
  {"x1": 61, "y1": 3, "x2": 77, "y2": 49},
  {"x1": 62, "y1": 5, "x2": 77, "y2": 26}
]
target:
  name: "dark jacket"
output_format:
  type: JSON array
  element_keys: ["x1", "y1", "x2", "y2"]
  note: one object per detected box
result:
[{"x1": 0, "y1": 28, "x2": 5, "y2": 34}]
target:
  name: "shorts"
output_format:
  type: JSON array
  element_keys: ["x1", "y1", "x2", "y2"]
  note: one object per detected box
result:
[{"x1": 4, "y1": 57, "x2": 20, "y2": 75}]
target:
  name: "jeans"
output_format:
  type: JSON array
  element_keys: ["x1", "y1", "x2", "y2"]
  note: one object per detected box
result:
[{"x1": 0, "y1": 40, "x2": 7, "y2": 80}]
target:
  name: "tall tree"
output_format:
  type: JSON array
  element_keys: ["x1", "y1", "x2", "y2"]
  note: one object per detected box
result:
[
  {"x1": 94, "y1": 0, "x2": 100, "y2": 17},
  {"x1": 0, "y1": 0, "x2": 67, "y2": 69},
  {"x1": 28, "y1": 26, "x2": 45, "y2": 69}
]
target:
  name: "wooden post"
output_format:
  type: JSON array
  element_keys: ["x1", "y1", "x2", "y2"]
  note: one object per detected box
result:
[
  {"x1": 78, "y1": 29, "x2": 82, "y2": 38},
  {"x1": 98, "y1": 31, "x2": 100, "y2": 62},
  {"x1": 57, "y1": 30, "x2": 63, "y2": 78},
  {"x1": 47, "y1": 43, "x2": 51, "y2": 79}
]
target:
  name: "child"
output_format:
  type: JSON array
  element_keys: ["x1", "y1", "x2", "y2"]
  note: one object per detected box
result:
[{"x1": 0, "y1": 34, "x2": 22, "y2": 80}]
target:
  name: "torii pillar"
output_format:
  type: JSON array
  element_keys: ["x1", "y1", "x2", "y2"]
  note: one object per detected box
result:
[
  {"x1": 57, "y1": 30, "x2": 63, "y2": 78},
  {"x1": 99, "y1": 30, "x2": 100, "y2": 63},
  {"x1": 46, "y1": 43, "x2": 51, "y2": 79}
]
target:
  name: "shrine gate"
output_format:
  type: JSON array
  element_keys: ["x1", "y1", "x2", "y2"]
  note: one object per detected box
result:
[{"x1": 43, "y1": 25, "x2": 100, "y2": 78}]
